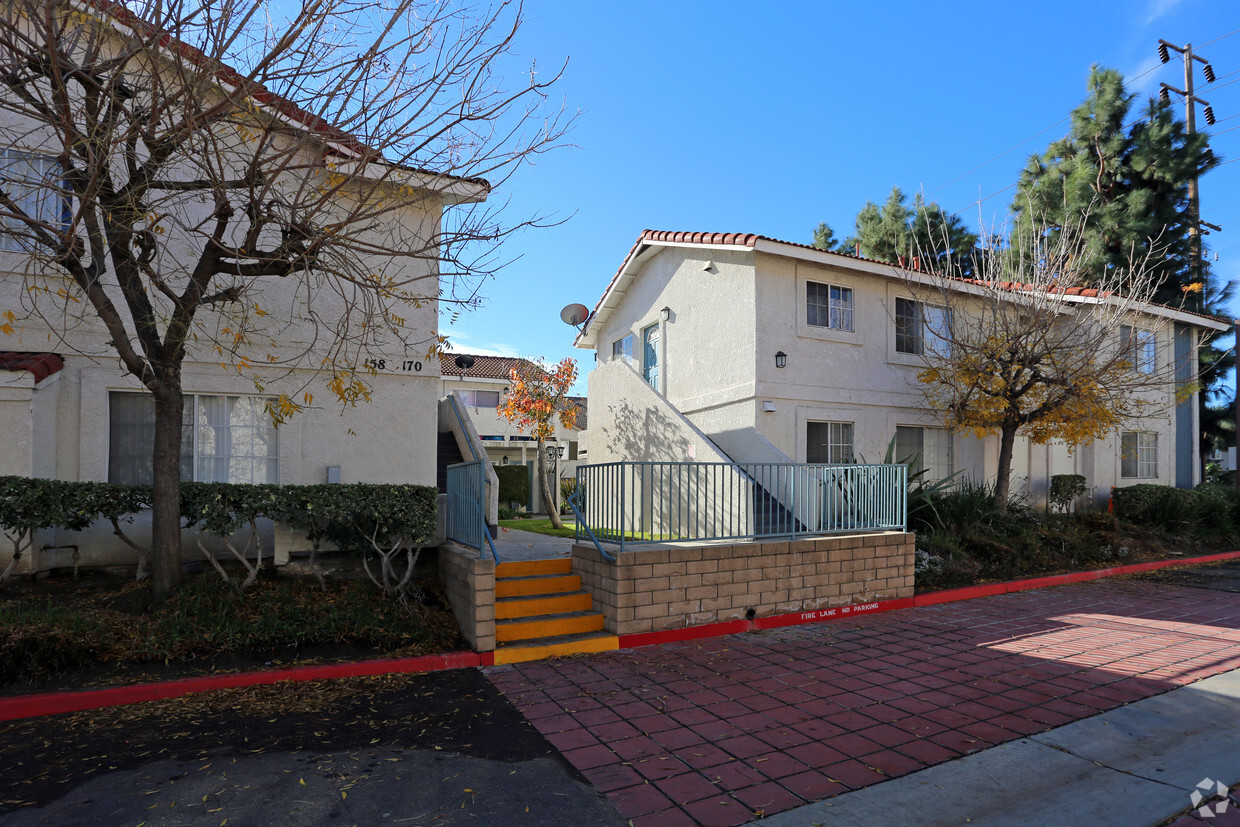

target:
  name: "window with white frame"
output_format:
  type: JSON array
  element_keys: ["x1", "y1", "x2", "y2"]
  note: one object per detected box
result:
[
  {"x1": 1120, "y1": 325, "x2": 1156, "y2": 374},
  {"x1": 1121, "y1": 431, "x2": 1158, "y2": 478},
  {"x1": 806, "y1": 421, "x2": 854, "y2": 464},
  {"x1": 807, "y1": 281, "x2": 854, "y2": 331},
  {"x1": 611, "y1": 333, "x2": 634, "y2": 363},
  {"x1": 458, "y1": 388, "x2": 500, "y2": 408},
  {"x1": 0, "y1": 149, "x2": 70, "y2": 252},
  {"x1": 895, "y1": 298, "x2": 951, "y2": 357},
  {"x1": 894, "y1": 426, "x2": 954, "y2": 483},
  {"x1": 108, "y1": 392, "x2": 279, "y2": 485}
]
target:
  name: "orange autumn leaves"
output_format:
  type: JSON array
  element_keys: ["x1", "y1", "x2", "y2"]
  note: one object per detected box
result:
[{"x1": 498, "y1": 357, "x2": 578, "y2": 440}]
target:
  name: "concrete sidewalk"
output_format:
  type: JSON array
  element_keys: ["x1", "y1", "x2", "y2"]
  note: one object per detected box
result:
[
  {"x1": 489, "y1": 525, "x2": 576, "y2": 561},
  {"x1": 488, "y1": 579, "x2": 1240, "y2": 826}
]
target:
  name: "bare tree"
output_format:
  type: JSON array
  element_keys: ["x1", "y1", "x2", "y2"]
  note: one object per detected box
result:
[
  {"x1": 900, "y1": 214, "x2": 1199, "y2": 510},
  {"x1": 0, "y1": 0, "x2": 570, "y2": 599}
]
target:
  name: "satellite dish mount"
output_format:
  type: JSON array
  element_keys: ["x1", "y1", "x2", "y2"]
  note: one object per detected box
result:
[{"x1": 560, "y1": 303, "x2": 591, "y2": 332}]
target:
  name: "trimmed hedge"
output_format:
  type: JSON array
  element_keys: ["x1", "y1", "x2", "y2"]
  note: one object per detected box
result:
[
  {"x1": 1111, "y1": 483, "x2": 1239, "y2": 535},
  {"x1": 0, "y1": 476, "x2": 438, "y2": 564}
]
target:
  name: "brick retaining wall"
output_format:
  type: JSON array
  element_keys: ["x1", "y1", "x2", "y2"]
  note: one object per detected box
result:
[
  {"x1": 437, "y1": 545, "x2": 496, "y2": 651},
  {"x1": 571, "y1": 532, "x2": 915, "y2": 635}
]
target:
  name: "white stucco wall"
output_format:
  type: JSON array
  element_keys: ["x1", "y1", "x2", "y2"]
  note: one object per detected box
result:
[{"x1": 580, "y1": 240, "x2": 1210, "y2": 509}]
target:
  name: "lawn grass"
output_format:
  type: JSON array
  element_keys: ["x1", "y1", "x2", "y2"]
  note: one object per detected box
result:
[{"x1": 499, "y1": 518, "x2": 578, "y2": 538}]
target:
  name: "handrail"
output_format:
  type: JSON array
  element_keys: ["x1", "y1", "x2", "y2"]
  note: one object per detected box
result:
[
  {"x1": 444, "y1": 396, "x2": 498, "y2": 562},
  {"x1": 567, "y1": 487, "x2": 613, "y2": 562},
  {"x1": 575, "y1": 461, "x2": 906, "y2": 553},
  {"x1": 447, "y1": 394, "x2": 481, "y2": 461}
]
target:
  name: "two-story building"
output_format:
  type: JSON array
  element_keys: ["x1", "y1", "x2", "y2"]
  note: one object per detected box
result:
[
  {"x1": 573, "y1": 230, "x2": 1228, "y2": 509},
  {"x1": 439, "y1": 353, "x2": 585, "y2": 514},
  {"x1": 0, "y1": 6, "x2": 490, "y2": 575}
]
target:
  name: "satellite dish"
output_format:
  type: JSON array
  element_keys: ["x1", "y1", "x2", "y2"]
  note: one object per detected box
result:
[
  {"x1": 560, "y1": 303, "x2": 590, "y2": 328},
  {"x1": 453, "y1": 353, "x2": 476, "y2": 372}
]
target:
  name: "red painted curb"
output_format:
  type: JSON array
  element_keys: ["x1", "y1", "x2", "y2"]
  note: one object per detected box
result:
[
  {"x1": 619, "y1": 619, "x2": 750, "y2": 649},
  {"x1": 615, "y1": 551, "x2": 1240, "y2": 651},
  {"x1": 6, "y1": 551, "x2": 1237, "y2": 723},
  {"x1": 911, "y1": 550, "x2": 1240, "y2": 608},
  {"x1": 0, "y1": 650, "x2": 483, "y2": 723}
]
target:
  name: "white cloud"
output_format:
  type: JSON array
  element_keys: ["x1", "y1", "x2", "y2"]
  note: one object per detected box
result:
[
  {"x1": 1126, "y1": 55, "x2": 1166, "y2": 95},
  {"x1": 1145, "y1": 0, "x2": 1183, "y2": 24},
  {"x1": 439, "y1": 328, "x2": 521, "y2": 358}
]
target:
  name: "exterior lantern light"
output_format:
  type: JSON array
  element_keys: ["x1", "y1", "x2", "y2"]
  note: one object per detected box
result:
[
  {"x1": 501, "y1": 455, "x2": 509, "y2": 466},
  {"x1": 775, "y1": 351, "x2": 787, "y2": 369},
  {"x1": 558, "y1": 445, "x2": 567, "y2": 459},
  {"x1": 661, "y1": 306, "x2": 671, "y2": 321}
]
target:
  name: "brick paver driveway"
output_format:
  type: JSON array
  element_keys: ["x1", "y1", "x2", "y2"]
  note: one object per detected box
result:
[{"x1": 486, "y1": 580, "x2": 1240, "y2": 826}]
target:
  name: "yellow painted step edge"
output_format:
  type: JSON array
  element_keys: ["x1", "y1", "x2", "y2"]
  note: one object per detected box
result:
[
  {"x1": 492, "y1": 635, "x2": 619, "y2": 665},
  {"x1": 496, "y1": 575, "x2": 581, "y2": 598},
  {"x1": 496, "y1": 613, "x2": 605, "y2": 643},
  {"x1": 496, "y1": 593, "x2": 593, "y2": 620},
  {"x1": 495, "y1": 558, "x2": 572, "y2": 578}
]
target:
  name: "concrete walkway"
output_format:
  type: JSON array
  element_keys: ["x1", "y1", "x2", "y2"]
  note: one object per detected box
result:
[
  {"x1": 490, "y1": 525, "x2": 576, "y2": 561},
  {"x1": 486, "y1": 579, "x2": 1240, "y2": 826}
]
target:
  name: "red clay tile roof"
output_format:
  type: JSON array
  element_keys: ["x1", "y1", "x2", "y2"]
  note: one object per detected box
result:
[
  {"x1": 0, "y1": 352, "x2": 63, "y2": 383},
  {"x1": 439, "y1": 353, "x2": 531, "y2": 380},
  {"x1": 577, "y1": 229, "x2": 1227, "y2": 341},
  {"x1": 86, "y1": 0, "x2": 488, "y2": 192}
]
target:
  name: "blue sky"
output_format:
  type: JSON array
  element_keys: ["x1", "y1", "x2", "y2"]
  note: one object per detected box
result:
[{"x1": 440, "y1": 0, "x2": 1240, "y2": 396}]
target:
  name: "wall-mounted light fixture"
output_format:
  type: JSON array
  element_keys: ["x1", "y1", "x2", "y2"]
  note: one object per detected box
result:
[
  {"x1": 661, "y1": 306, "x2": 671, "y2": 321},
  {"x1": 501, "y1": 455, "x2": 509, "y2": 466},
  {"x1": 775, "y1": 351, "x2": 787, "y2": 369}
]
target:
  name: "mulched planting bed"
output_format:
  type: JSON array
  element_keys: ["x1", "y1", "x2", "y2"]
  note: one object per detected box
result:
[{"x1": 1, "y1": 569, "x2": 465, "y2": 694}]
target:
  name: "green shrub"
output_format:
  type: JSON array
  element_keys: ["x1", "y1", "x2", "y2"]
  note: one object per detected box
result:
[
  {"x1": 1109, "y1": 483, "x2": 1240, "y2": 537},
  {"x1": 1049, "y1": 474, "x2": 1087, "y2": 513},
  {"x1": 496, "y1": 465, "x2": 530, "y2": 509}
]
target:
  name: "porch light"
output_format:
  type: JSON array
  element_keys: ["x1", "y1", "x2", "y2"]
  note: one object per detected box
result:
[
  {"x1": 558, "y1": 445, "x2": 567, "y2": 459},
  {"x1": 775, "y1": 351, "x2": 787, "y2": 369},
  {"x1": 661, "y1": 306, "x2": 671, "y2": 321},
  {"x1": 501, "y1": 455, "x2": 508, "y2": 466}
]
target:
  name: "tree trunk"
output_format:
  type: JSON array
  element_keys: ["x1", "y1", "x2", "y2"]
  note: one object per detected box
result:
[
  {"x1": 993, "y1": 421, "x2": 1019, "y2": 512},
  {"x1": 537, "y1": 438, "x2": 565, "y2": 530},
  {"x1": 149, "y1": 385, "x2": 185, "y2": 601}
]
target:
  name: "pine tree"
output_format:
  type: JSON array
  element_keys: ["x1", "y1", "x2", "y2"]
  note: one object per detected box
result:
[
  {"x1": 824, "y1": 187, "x2": 977, "y2": 277},
  {"x1": 1014, "y1": 65, "x2": 1232, "y2": 465},
  {"x1": 1012, "y1": 66, "x2": 1219, "y2": 310},
  {"x1": 812, "y1": 222, "x2": 845, "y2": 252}
]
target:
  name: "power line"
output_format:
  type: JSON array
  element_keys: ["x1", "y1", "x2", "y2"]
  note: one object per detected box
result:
[
  {"x1": 1199, "y1": 27, "x2": 1240, "y2": 49},
  {"x1": 927, "y1": 118, "x2": 1069, "y2": 198},
  {"x1": 927, "y1": 60, "x2": 1170, "y2": 199},
  {"x1": 928, "y1": 32, "x2": 1240, "y2": 210}
]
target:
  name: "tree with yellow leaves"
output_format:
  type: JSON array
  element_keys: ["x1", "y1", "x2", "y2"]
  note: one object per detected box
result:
[
  {"x1": 905, "y1": 213, "x2": 1198, "y2": 510},
  {"x1": 499, "y1": 358, "x2": 578, "y2": 530},
  {"x1": 0, "y1": 0, "x2": 570, "y2": 599}
]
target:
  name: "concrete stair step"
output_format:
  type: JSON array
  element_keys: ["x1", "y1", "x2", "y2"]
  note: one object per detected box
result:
[
  {"x1": 496, "y1": 591, "x2": 593, "y2": 619},
  {"x1": 495, "y1": 558, "x2": 572, "y2": 579},
  {"x1": 492, "y1": 631, "x2": 619, "y2": 665},
  {"x1": 496, "y1": 610, "x2": 606, "y2": 643},
  {"x1": 495, "y1": 573, "x2": 581, "y2": 599}
]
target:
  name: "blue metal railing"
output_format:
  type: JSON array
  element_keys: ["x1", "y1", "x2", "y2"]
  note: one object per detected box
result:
[
  {"x1": 446, "y1": 459, "x2": 498, "y2": 561},
  {"x1": 574, "y1": 461, "x2": 907, "y2": 554},
  {"x1": 443, "y1": 393, "x2": 498, "y2": 561}
]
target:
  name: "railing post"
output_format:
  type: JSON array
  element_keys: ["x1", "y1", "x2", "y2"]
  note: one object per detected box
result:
[{"x1": 619, "y1": 462, "x2": 626, "y2": 555}]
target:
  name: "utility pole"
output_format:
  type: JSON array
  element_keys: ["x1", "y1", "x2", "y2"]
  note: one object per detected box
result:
[{"x1": 1158, "y1": 40, "x2": 1217, "y2": 304}]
